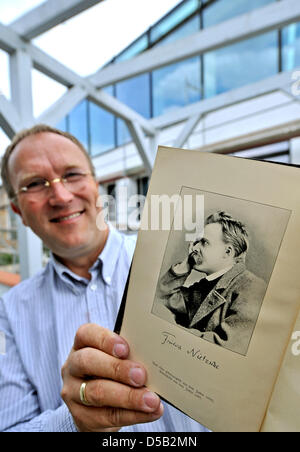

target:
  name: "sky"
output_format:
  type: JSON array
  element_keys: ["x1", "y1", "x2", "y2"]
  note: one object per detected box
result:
[{"x1": 0, "y1": 0, "x2": 182, "y2": 154}]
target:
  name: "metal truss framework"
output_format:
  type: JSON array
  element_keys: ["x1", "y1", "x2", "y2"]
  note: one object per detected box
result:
[{"x1": 0, "y1": 0, "x2": 300, "y2": 278}]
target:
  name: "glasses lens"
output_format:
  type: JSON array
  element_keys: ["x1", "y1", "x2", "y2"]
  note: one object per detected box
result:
[
  {"x1": 63, "y1": 172, "x2": 89, "y2": 192},
  {"x1": 23, "y1": 179, "x2": 47, "y2": 193}
]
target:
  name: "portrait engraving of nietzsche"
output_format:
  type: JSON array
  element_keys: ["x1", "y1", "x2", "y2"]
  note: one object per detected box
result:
[{"x1": 151, "y1": 188, "x2": 291, "y2": 356}]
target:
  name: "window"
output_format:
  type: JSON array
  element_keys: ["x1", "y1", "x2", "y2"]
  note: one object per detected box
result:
[
  {"x1": 155, "y1": 13, "x2": 200, "y2": 47},
  {"x1": 89, "y1": 101, "x2": 115, "y2": 156},
  {"x1": 116, "y1": 73, "x2": 151, "y2": 145},
  {"x1": 68, "y1": 100, "x2": 89, "y2": 151},
  {"x1": 150, "y1": 0, "x2": 199, "y2": 43},
  {"x1": 282, "y1": 22, "x2": 300, "y2": 71},
  {"x1": 204, "y1": 32, "x2": 278, "y2": 98},
  {"x1": 137, "y1": 176, "x2": 149, "y2": 196},
  {"x1": 152, "y1": 56, "x2": 201, "y2": 116},
  {"x1": 115, "y1": 35, "x2": 148, "y2": 62},
  {"x1": 202, "y1": 0, "x2": 275, "y2": 29}
]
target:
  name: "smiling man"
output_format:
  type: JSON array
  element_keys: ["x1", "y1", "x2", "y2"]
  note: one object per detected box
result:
[
  {"x1": 158, "y1": 211, "x2": 267, "y2": 356},
  {"x1": 0, "y1": 124, "x2": 208, "y2": 433},
  {"x1": 8, "y1": 130, "x2": 107, "y2": 276}
]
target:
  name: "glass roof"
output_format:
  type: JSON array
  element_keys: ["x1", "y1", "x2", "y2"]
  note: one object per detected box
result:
[{"x1": 0, "y1": 0, "x2": 182, "y2": 77}]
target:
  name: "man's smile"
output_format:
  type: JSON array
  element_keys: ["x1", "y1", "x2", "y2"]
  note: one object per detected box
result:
[{"x1": 50, "y1": 209, "x2": 85, "y2": 223}]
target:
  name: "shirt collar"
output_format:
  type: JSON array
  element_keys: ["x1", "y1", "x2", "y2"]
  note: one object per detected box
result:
[
  {"x1": 50, "y1": 224, "x2": 124, "y2": 287},
  {"x1": 206, "y1": 265, "x2": 234, "y2": 282}
]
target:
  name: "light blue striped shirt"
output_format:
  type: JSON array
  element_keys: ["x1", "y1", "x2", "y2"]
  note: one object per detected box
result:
[{"x1": 0, "y1": 227, "x2": 207, "y2": 432}]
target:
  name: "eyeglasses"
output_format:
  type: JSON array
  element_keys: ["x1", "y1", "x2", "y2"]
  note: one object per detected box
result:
[{"x1": 16, "y1": 171, "x2": 92, "y2": 198}]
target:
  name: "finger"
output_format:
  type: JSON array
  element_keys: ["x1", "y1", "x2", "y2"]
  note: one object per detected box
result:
[
  {"x1": 77, "y1": 379, "x2": 161, "y2": 413},
  {"x1": 69, "y1": 347, "x2": 147, "y2": 387},
  {"x1": 72, "y1": 402, "x2": 164, "y2": 432},
  {"x1": 73, "y1": 323, "x2": 129, "y2": 359}
]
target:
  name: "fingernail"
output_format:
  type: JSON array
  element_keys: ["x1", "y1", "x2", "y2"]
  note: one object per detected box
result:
[
  {"x1": 143, "y1": 392, "x2": 160, "y2": 411},
  {"x1": 129, "y1": 367, "x2": 145, "y2": 387},
  {"x1": 113, "y1": 343, "x2": 128, "y2": 358}
]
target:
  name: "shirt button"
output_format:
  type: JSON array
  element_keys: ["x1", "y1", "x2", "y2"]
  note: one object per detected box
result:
[
  {"x1": 105, "y1": 276, "x2": 111, "y2": 284},
  {"x1": 90, "y1": 284, "x2": 97, "y2": 291}
]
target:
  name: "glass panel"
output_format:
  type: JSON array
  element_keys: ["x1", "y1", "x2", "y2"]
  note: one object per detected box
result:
[
  {"x1": 204, "y1": 32, "x2": 278, "y2": 98},
  {"x1": 0, "y1": 49, "x2": 10, "y2": 99},
  {"x1": 152, "y1": 56, "x2": 201, "y2": 116},
  {"x1": 116, "y1": 73, "x2": 150, "y2": 146},
  {"x1": 116, "y1": 120, "x2": 131, "y2": 147},
  {"x1": 282, "y1": 22, "x2": 300, "y2": 71},
  {"x1": 116, "y1": 74, "x2": 150, "y2": 118},
  {"x1": 203, "y1": 0, "x2": 275, "y2": 28},
  {"x1": 137, "y1": 176, "x2": 149, "y2": 196},
  {"x1": 115, "y1": 35, "x2": 148, "y2": 62},
  {"x1": 68, "y1": 100, "x2": 89, "y2": 151},
  {"x1": 150, "y1": 0, "x2": 199, "y2": 43},
  {"x1": 103, "y1": 85, "x2": 114, "y2": 95},
  {"x1": 156, "y1": 14, "x2": 200, "y2": 47},
  {"x1": 89, "y1": 101, "x2": 115, "y2": 156}
]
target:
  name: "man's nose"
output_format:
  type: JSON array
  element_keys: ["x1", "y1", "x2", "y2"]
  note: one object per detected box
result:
[
  {"x1": 48, "y1": 180, "x2": 74, "y2": 205},
  {"x1": 193, "y1": 242, "x2": 201, "y2": 251}
]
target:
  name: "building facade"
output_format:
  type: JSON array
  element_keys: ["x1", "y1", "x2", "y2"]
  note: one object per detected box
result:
[{"x1": 54, "y1": 0, "x2": 300, "y2": 228}]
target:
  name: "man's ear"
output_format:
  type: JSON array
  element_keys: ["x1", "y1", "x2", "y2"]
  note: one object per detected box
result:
[{"x1": 225, "y1": 244, "x2": 234, "y2": 258}]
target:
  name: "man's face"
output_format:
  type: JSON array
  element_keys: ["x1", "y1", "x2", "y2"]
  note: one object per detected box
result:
[
  {"x1": 9, "y1": 132, "x2": 104, "y2": 260},
  {"x1": 189, "y1": 223, "x2": 231, "y2": 275}
]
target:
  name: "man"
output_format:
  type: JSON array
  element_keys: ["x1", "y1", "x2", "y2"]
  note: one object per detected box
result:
[
  {"x1": 158, "y1": 211, "x2": 267, "y2": 355},
  {"x1": 0, "y1": 124, "x2": 207, "y2": 432}
]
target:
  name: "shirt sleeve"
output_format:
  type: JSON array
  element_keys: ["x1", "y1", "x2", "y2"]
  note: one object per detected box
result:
[{"x1": 0, "y1": 297, "x2": 77, "y2": 432}]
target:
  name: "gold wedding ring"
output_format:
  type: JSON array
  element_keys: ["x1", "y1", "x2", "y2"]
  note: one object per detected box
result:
[{"x1": 79, "y1": 381, "x2": 92, "y2": 406}]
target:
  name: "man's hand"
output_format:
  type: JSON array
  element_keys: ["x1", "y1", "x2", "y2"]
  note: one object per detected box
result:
[
  {"x1": 172, "y1": 241, "x2": 198, "y2": 275},
  {"x1": 61, "y1": 323, "x2": 163, "y2": 432}
]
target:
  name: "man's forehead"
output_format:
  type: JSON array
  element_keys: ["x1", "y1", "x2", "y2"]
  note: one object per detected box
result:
[
  {"x1": 204, "y1": 222, "x2": 223, "y2": 240},
  {"x1": 11, "y1": 132, "x2": 88, "y2": 170}
]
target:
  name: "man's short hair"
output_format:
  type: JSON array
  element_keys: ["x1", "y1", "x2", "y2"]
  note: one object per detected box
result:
[
  {"x1": 1, "y1": 124, "x2": 96, "y2": 200},
  {"x1": 205, "y1": 211, "x2": 249, "y2": 260}
]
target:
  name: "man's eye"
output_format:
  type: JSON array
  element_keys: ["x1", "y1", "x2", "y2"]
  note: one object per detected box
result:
[
  {"x1": 64, "y1": 172, "x2": 84, "y2": 181},
  {"x1": 26, "y1": 180, "x2": 46, "y2": 190}
]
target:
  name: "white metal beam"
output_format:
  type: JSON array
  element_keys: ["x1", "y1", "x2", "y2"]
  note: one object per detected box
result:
[
  {"x1": 0, "y1": 21, "x2": 24, "y2": 54},
  {"x1": 174, "y1": 113, "x2": 202, "y2": 148},
  {"x1": 38, "y1": 86, "x2": 87, "y2": 125},
  {"x1": 0, "y1": 22, "x2": 156, "y2": 137},
  {"x1": 126, "y1": 121, "x2": 155, "y2": 174},
  {"x1": 0, "y1": 95, "x2": 21, "y2": 138},
  {"x1": 89, "y1": 0, "x2": 300, "y2": 88},
  {"x1": 194, "y1": 119, "x2": 300, "y2": 154},
  {"x1": 10, "y1": 0, "x2": 104, "y2": 40},
  {"x1": 9, "y1": 49, "x2": 34, "y2": 127}
]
